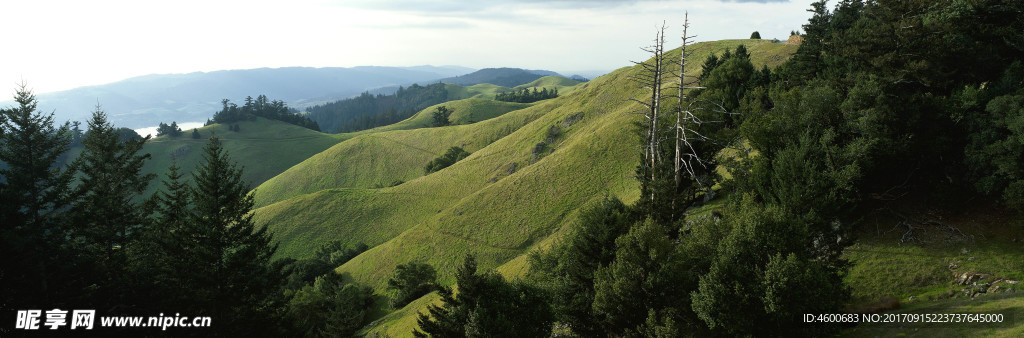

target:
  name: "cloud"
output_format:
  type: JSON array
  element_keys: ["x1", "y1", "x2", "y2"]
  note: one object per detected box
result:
[
  {"x1": 717, "y1": 0, "x2": 790, "y2": 3},
  {"x1": 358, "y1": 19, "x2": 476, "y2": 30},
  {"x1": 334, "y1": 0, "x2": 658, "y2": 14}
]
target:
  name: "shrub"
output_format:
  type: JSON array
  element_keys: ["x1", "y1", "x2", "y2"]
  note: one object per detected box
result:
[{"x1": 424, "y1": 146, "x2": 470, "y2": 174}]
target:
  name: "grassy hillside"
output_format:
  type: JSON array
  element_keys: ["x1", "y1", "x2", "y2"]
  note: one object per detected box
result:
[
  {"x1": 252, "y1": 98, "x2": 541, "y2": 208},
  {"x1": 443, "y1": 75, "x2": 583, "y2": 100},
  {"x1": 347, "y1": 39, "x2": 797, "y2": 336},
  {"x1": 140, "y1": 117, "x2": 343, "y2": 196},
  {"x1": 513, "y1": 75, "x2": 585, "y2": 95},
  {"x1": 445, "y1": 83, "x2": 508, "y2": 100},
  {"x1": 248, "y1": 40, "x2": 794, "y2": 336}
]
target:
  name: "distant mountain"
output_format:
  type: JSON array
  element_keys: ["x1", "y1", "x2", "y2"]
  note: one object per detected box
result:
[
  {"x1": 569, "y1": 75, "x2": 590, "y2": 82},
  {"x1": 3, "y1": 66, "x2": 474, "y2": 129},
  {"x1": 436, "y1": 68, "x2": 563, "y2": 87}
]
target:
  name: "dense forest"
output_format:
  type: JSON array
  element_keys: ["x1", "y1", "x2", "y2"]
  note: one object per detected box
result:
[
  {"x1": 304, "y1": 83, "x2": 449, "y2": 133},
  {"x1": 206, "y1": 94, "x2": 321, "y2": 131},
  {"x1": 0, "y1": 87, "x2": 373, "y2": 335}
]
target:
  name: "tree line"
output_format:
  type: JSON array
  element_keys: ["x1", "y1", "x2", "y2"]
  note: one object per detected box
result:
[
  {"x1": 494, "y1": 87, "x2": 558, "y2": 103},
  {"x1": 0, "y1": 86, "x2": 376, "y2": 336},
  {"x1": 305, "y1": 83, "x2": 450, "y2": 133},
  {"x1": 206, "y1": 94, "x2": 321, "y2": 131}
]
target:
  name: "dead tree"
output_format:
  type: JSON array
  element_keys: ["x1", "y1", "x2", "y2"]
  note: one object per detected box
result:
[
  {"x1": 667, "y1": 13, "x2": 740, "y2": 216},
  {"x1": 673, "y1": 13, "x2": 703, "y2": 198},
  {"x1": 630, "y1": 22, "x2": 670, "y2": 205}
]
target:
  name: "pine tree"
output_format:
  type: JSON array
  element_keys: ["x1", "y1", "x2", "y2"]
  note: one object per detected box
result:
[
  {"x1": 0, "y1": 83, "x2": 75, "y2": 309},
  {"x1": 183, "y1": 136, "x2": 284, "y2": 334},
  {"x1": 68, "y1": 106, "x2": 155, "y2": 309},
  {"x1": 415, "y1": 255, "x2": 552, "y2": 337},
  {"x1": 132, "y1": 160, "x2": 192, "y2": 313}
]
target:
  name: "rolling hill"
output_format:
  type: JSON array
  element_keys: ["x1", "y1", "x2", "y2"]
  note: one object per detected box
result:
[
  {"x1": 139, "y1": 117, "x2": 345, "y2": 196},
  {"x1": 248, "y1": 39, "x2": 800, "y2": 335},
  {"x1": 255, "y1": 39, "x2": 796, "y2": 270},
  {"x1": 139, "y1": 75, "x2": 583, "y2": 198}
]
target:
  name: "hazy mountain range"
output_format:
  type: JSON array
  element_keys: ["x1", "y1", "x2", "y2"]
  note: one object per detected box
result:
[{"x1": 4, "y1": 65, "x2": 474, "y2": 129}]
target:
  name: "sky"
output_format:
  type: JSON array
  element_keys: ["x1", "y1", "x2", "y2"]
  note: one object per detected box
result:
[{"x1": 1, "y1": 0, "x2": 815, "y2": 94}]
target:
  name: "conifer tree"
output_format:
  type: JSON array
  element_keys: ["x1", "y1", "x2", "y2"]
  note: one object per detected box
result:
[
  {"x1": 68, "y1": 106, "x2": 154, "y2": 309},
  {"x1": 182, "y1": 136, "x2": 283, "y2": 334},
  {"x1": 132, "y1": 160, "x2": 192, "y2": 313},
  {"x1": 0, "y1": 83, "x2": 74, "y2": 309}
]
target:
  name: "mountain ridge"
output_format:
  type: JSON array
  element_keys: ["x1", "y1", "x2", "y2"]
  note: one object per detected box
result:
[{"x1": 3, "y1": 65, "x2": 475, "y2": 129}]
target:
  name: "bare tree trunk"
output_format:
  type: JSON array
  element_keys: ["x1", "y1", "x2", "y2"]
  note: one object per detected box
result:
[
  {"x1": 631, "y1": 22, "x2": 670, "y2": 205},
  {"x1": 674, "y1": 13, "x2": 690, "y2": 194},
  {"x1": 650, "y1": 24, "x2": 664, "y2": 204}
]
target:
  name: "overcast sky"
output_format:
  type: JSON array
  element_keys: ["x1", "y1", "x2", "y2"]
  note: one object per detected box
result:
[{"x1": 1, "y1": 0, "x2": 815, "y2": 94}]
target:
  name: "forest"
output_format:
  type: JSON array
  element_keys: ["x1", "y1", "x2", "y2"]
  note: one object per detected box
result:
[
  {"x1": 494, "y1": 87, "x2": 558, "y2": 103},
  {"x1": 206, "y1": 94, "x2": 321, "y2": 131},
  {"x1": 304, "y1": 83, "x2": 450, "y2": 133},
  {"x1": 1, "y1": 0, "x2": 1022, "y2": 336}
]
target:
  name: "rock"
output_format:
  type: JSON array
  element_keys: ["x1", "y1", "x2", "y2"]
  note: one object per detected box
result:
[
  {"x1": 958, "y1": 272, "x2": 981, "y2": 286},
  {"x1": 949, "y1": 263, "x2": 960, "y2": 270},
  {"x1": 505, "y1": 162, "x2": 518, "y2": 175},
  {"x1": 1006, "y1": 280, "x2": 1020, "y2": 285},
  {"x1": 961, "y1": 248, "x2": 970, "y2": 254},
  {"x1": 990, "y1": 285, "x2": 1000, "y2": 293},
  {"x1": 967, "y1": 256, "x2": 976, "y2": 261},
  {"x1": 958, "y1": 272, "x2": 971, "y2": 285},
  {"x1": 560, "y1": 112, "x2": 584, "y2": 128},
  {"x1": 908, "y1": 296, "x2": 917, "y2": 302}
]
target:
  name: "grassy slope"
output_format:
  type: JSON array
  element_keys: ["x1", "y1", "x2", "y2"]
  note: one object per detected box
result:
[
  {"x1": 513, "y1": 75, "x2": 585, "y2": 95},
  {"x1": 140, "y1": 117, "x2": 343, "y2": 195},
  {"x1": 244, "y1": 39, "x2": 794, "y2": 336},
  {"x1": 840, "y1": 204, "x2": 1024, "y2": 336},
  {"x1": 252, "y1": 99, "x2": 541, "y2": 209}
]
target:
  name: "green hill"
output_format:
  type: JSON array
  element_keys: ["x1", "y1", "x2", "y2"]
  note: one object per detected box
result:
[
  {"x1": 445, "y1": 75, "x2": 583, "y2": 100},
  {"x1": 248, "y1": 39, "x2": 797, "y2": 336},
  {"x1": 140, "y1": 117, "x2": 343, "y2": 196},
  {"x1": 252, "y1": 98, "x2": 539, "y2": 208},
  {"x1": 513, "y1": 75, "x2": 585, "y2": 95}
]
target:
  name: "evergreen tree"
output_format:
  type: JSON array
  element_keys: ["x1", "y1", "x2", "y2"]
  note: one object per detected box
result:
[
  {"x1": 415, "y1": 255, "x2": 553, "y2": 337},
  {"x1": 140, "y1": 160, "x2": 193, "y2": 308},
  {"x1": 592, "y1": 219, "x2": 690, "y2": 335},
  {"x1": 527, "y1": 197, "x2": 635, "y2": 336},
  {"x1": 68, "y1": 106, "x2": 155, "y2": 310},
  {"x1": 286, "y1": 273, "x2": 374, "y2": 337},
  {"x1": 750, "y1": 31, "x2": 761, "y2": 39},
  {"x1": 173, "y1": 136, "x2": 284, "y2": 334},
  {"x1": 431, "y1": 106, "x2": 453, "y2": 127},
  {"x1": 192, "y1": 128, "x2": 201, "y2": 139},
  {"x1": 0, "y1": 84, "x2": 75, "y2": 309},
  {"x1": 387, "y1": 262, "x2": 438, "y2": 307}
]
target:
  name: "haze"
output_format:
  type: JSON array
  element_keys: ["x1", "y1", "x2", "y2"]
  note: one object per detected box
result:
[{"x1": 1, "y1": 0, "x2": 814, "y2": 94}]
